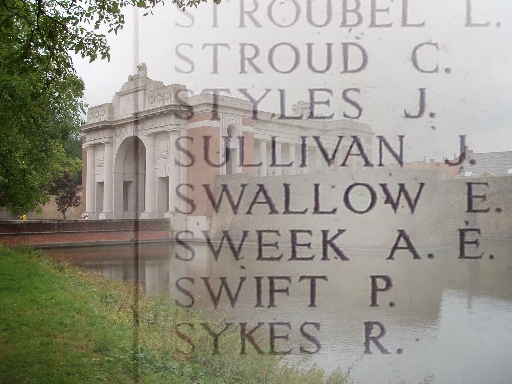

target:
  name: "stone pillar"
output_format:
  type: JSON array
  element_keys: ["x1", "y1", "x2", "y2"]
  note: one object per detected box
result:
[
  {"x1": 170, "y1": 126, "x2": 188, "y2": 232},
  {"x1": 165, "y1": 132, "x2": 180, "y2": 218},
  {"x1": 99, "y1": 142, "x2": 113, "y2": 219},
  {"x1": 308, "y1": 146, "x2": 315, "y2": 173},
  {"x1": 303, "y1": 145, "x2": 310, "y2": 175},
  {"x1": 141, "y1": 133, "x2": 157, "y2": 219},
  {"x1": 235, "y1": 136, "x2": 243, "y2": 175},
  {"x1": 85, "y1": 144, "x2": 96, "y2": 217},
  {"x1": 289, "y1": 143, "x2": 296, "y2": 175},
  {"x1": 259, "y1": 140, "x2": 267, "y2": 177},
  {"x1": 315, "y1": 146, "x2": 323, "y2": 173},
  {"x1": 274, "y1": 138, "x2": 282, "y2": 176}
]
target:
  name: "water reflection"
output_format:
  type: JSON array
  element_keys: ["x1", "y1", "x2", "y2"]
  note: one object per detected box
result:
[{"x1": 51, "y1": 239, "x2": 512, "y2": 384}]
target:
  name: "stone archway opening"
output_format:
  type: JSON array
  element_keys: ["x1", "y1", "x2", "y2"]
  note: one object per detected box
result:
[{"x1": 113, "y1": 136, "x2": 146, "y2": 219}]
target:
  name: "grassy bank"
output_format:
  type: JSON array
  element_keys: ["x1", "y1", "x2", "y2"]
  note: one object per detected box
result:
[{"x1": 0, "y1": 245, "x2": 352, "y2": 383}]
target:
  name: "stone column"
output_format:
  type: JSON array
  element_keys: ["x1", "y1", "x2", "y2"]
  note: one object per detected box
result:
[
  {"x1": 303, "y1": 145, "x2": 310, "y2": 175},
  {"x1": 289, "y1": 143, "x2": 296, "y2": 175},
  {"x1": 315, "y1": 146, "x2": 323, "y2": 173},
  {"x1": 99, "y1": 141, "x2": 113, "y2": 219},
  {"x1": 170, "y1": 126, "x2": 188, "y2": 232},
  {"x1": 165, "y1": 132, "x2": 180, "y2": 218},
  {"x1": 235, "y1": 136, "x2": 243, "y2": 175},
  {"x1": 259, "y1": 139, "x2": 267, "y2": 177},
  {"x1": 141, "y1": 133, "x2": 157, "y2": 219},
  {"x1": 85, "y1": 144, "x2": 96, "y2": 217},
  {"x1": 273, "y1": 138, "x2": 282, "y2": 176}
]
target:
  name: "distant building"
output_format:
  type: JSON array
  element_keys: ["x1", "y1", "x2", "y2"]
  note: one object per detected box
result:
[
  {"x1": 388, "y1": 147, "x2": 512, "y2": 180},
  {"x1": 457, "y1": 149, "x2": 512, "y2": 178},
  {"x1": 388, "y1": 156, "x2": 462, "y2": 180},
  {"x1": 81, "y1": 65, "x2": 373, "y2": 232}
]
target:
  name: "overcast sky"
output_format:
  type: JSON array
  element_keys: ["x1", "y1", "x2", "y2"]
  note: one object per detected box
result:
[{"x1": 74, "y1": 0, "x2": 512, "y2": 161}]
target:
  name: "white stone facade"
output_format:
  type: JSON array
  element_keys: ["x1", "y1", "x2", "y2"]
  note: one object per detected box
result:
[{"x1": 82, "y1": 65, "x2": 373, "y2": 232}]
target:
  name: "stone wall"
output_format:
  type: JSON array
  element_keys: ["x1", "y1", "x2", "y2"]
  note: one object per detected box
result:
[
  {"x1": 0, "y1": 192, "x2": 84, "y2": 220},
  {"x1": 207, "y1": 169, "x2": 512, "y2": 252},
  {"x1": 0, "y1": 219, "x2": 170, "y2": 248}
]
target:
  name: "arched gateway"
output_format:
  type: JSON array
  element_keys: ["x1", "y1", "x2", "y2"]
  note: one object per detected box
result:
[
  {"x1": 113, "y1": 136, "x2": 146, "y2": 219},
  {"x1": 82, "y1": 64, "x2": 373, "y2": 233}
]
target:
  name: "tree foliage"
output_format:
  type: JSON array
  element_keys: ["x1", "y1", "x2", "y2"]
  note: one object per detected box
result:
[
  {"x1": 64, "y1": 134, "x2": 83, "y2": 161},
  {"x1": 49, "y1": 159, "x2": 82, "y2": 219},
  {"x1": 0, "y1": 0, "x2": 219, "y2": 215},
  {"x1": 1, "y1": 0, "x2": 220, "y2": 66},
  {"x1": 0, "y1": 34, "x2": 83, "y2": 214},
  {"x1": 64, "y1": 134, "x2": 84, "y2": 185}
]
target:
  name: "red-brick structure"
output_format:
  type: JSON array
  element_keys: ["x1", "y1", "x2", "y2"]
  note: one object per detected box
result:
[{"x1": 0, "y1": 219, "x2": 170, "y2": 248}]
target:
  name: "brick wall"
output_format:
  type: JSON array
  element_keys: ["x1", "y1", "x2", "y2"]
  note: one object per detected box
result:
[
  {"x1": 0, "y1": 219, "x2": 171, "y2": 248},
  {"x1": 0, "y1": 192, "x2": 84, "y2": 220}
]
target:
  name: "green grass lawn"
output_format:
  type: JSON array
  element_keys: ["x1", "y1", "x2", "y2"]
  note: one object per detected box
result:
[{"x1": 0, "y1": 245, "x2": 353, "y2": 383}]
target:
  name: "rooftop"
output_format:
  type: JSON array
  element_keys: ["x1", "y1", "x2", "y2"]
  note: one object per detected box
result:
[{"x1": 458, "y1": 150, "x2": 512, "y2": 177}]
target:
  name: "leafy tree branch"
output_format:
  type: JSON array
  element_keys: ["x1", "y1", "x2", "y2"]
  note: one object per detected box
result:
[{"x1": 0, "y1": 0, "x2": 220, "y2": 214}]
